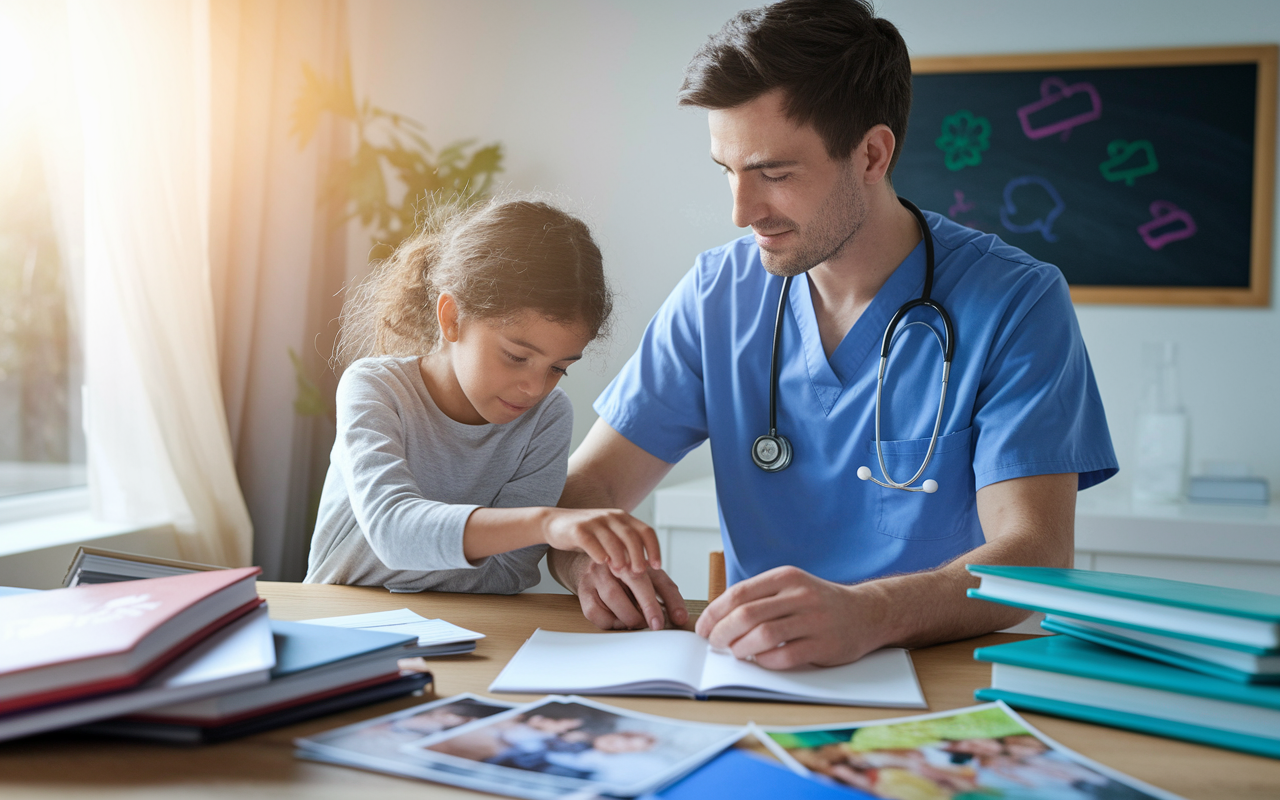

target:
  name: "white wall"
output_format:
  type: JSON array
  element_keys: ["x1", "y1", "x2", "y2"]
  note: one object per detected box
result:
[{"x1": 349, "y1": 0, "x2": 1280, "y2": 520}]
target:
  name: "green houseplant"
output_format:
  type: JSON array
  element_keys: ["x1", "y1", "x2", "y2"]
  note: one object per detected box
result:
[{"x1": 290, "y1": 60, "x2": 504, "y2": 260}]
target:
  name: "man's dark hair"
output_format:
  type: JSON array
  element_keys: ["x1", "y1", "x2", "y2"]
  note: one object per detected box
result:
[{"x1": 678, "y1": 0, "x2": 912, "y2": 175}]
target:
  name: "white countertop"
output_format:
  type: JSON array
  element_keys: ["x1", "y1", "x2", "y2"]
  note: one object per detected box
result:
[{"x1": 653, "y1": 476, "x2": 1280, "y2": 563}]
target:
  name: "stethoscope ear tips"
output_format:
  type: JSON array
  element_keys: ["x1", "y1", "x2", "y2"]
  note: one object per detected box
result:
[{"x1": 858, "y1": 466, "x2": 939, "y2": 493}]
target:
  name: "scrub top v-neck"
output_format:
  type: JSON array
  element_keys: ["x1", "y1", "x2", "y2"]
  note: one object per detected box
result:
[{"x1": 594, "y1": 211, "x2": 1116, "y2": 587}]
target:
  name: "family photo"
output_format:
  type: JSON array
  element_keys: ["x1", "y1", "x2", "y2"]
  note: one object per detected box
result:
[
  {"x1": 298, "y1": 693, "x2": 513, "y2": 758},
  {"x1": 401, "y1": 697, "x2": 744, "y2": 794},
  {"x1": 763, "y1": 705, "x2": 1179, "y2": 800}
]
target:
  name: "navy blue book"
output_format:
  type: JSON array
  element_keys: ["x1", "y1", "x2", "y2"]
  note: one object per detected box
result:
[{"x1": 78, "y1": 673, "x2": 431, "y2": 743}]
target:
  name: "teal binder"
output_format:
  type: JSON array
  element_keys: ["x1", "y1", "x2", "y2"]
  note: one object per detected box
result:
[
  {"x1": 973, "y1": 688, "x2": 1280, "y2": 760},
  {"x1": 973, "y1": 636, "x2": 1280, "y2": 759},
  {"x1": 966, "y1": 565, "x2": 1280, "y2": 652},
  {"x1": 966, "y1": 565, "x2": 1280, "y2": 620},
  {"x1": 1040, "y1": 617, "x2": 1280, "y2": 684}
]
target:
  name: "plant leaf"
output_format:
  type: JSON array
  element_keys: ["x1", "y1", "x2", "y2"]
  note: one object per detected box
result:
[{"x1": 290, "y1": 59, "x2": 360, "y2": 149}]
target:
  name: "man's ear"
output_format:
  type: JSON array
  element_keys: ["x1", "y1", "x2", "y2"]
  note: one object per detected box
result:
[
  {"x1": 437, "y1": 292, "x2": 460, "y2": 343},
  {"x1": 857, "y1": 124, "x2": 897, "y2": 186}
]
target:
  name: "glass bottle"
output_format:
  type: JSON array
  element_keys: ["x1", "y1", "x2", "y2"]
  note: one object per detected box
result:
[{"x1": 1132, "y1": 342, "x2": 1189, "y2": 504}]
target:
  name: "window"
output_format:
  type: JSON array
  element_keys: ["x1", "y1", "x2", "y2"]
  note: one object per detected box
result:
[{"x1": 0, "y1": 18, "x2": 85, "y2": 504}]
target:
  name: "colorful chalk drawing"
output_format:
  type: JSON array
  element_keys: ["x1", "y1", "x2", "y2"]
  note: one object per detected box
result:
[
  {"x1": 1099, "y1": 139, "x2": 1159, "y2": 186},
  {"x1": 948, "y1": 190, "x2": 976, "y2": 219},
  {"x1": 1016, "y1": 77, "x2": 1102, "y2": 142},
  {"x1": 999, "y1": 176, "x2": 1065, "y2": 242},
  {"x1": 1137, "y1": 201, "x2": 1197, "y2": 250},
  {"x1": 935, "y1": 110, "x2": 991, "y2": 171}
]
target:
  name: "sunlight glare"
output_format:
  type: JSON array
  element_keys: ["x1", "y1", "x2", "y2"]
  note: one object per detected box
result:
[{"x1": 0, "y1": 7, "x2": 36, "y2": 118}]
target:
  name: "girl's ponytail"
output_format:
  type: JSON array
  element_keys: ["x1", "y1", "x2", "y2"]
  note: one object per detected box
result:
[
  {"x1": 335, "y1": 196, "x2": 611, "y2": 368},
  {"x1": 334, "y1": 202, "x2": 469, "y2": 367}
]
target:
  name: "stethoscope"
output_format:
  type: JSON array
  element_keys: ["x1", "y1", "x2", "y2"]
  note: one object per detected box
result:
[{"x1": 750, "y1": 197, "x2": 955, "y2": 494}]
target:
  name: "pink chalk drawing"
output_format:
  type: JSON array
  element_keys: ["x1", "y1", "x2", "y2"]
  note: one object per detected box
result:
[
  {"x1": 948, "y1": 190, "x2": 976, "y2": 219},
  {"x1": 1137, "y1": 201, "x2": 1197, "y2": 251},
  {"x1": 1016, "y1": 77, "x2": 1103, "y2": 142}
]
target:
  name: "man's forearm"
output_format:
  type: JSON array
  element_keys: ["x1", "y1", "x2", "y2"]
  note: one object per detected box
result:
[
  {"x1": 867, "y1": 528, "x2": 1071, "y2": 650},
  {"x1": 547, "y1": 548, "x2": 588, "y2": 593},
  {"x1": 868, "y1": 471, "x2": 1077, "y2": 648}
]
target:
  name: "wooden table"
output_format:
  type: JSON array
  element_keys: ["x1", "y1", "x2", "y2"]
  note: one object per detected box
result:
[{"x1": 1, "y1": 582, "x2": 1277, "y2": 799}]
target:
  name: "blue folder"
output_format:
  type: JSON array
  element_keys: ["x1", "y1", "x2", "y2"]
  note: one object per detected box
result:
[{"x1": 642, "y1": 748, "x2": 871, "y2": 799}]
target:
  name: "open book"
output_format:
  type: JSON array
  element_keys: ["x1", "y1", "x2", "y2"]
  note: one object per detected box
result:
[{"x1": 489, "y1": 629, "x2": 925, "y2": 708}]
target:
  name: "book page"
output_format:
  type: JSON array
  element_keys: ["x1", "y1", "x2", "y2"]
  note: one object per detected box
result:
[
  {"x1": 699, "y1": 647, "x2": 926, "y2": 707},
  {"x1": 488, "y1": 629, "x2": 708, "y2": 694},
  {"x1": 299, "y1": 609, "x2": 483, "y2": 646}
]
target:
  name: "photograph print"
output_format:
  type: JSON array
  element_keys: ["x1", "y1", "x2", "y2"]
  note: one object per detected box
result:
[{"x1": 398, "y1": 695, "x2": 746, "y2": 796}]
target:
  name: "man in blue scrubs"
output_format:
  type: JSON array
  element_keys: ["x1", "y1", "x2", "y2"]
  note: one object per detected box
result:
[{"x1": 550, "y1": 0, "x2": 1117, "y2": 669}]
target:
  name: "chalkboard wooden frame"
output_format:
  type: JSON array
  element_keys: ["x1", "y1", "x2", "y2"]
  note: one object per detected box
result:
[{"x1": 909, "y1": 46, "x2": 1276, "y2": 307}]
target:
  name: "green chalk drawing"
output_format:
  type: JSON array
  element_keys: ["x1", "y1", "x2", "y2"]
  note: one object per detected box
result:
[
  {"x1": 936, "y1": 110, "x2": 992, "y2": 171},
  {"x1": 1099, "y1": 139, "x2": 1159, "y2": 186}
]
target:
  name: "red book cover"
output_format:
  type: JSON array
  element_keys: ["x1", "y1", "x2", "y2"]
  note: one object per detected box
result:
[{"x1": 0, "y1": 566, "x2": 261, "y2": 715}]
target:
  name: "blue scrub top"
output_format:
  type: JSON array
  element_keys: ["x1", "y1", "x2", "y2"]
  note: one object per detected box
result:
[{"x1": 595, "y1": 211, "x2": 1117, "y2": 586}]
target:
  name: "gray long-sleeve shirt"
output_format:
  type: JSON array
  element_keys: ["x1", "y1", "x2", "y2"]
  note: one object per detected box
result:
[{"x1": 304, "y1": 356, "x2": 572, "y2": 593}]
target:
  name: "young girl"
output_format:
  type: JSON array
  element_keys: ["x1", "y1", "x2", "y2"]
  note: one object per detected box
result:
[{"x1": 304, "y1": 199, "x2": 659, "y2": 594}]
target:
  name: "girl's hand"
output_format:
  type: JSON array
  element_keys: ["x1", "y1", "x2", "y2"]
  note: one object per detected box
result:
[{"x1": 542, "y1": 508, "x2": 661, "y2": 574}]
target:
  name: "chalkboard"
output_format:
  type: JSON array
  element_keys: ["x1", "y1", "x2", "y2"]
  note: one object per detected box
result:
[{"x1": 895, "y1": 46, "x2": 1276, "y2": 306}]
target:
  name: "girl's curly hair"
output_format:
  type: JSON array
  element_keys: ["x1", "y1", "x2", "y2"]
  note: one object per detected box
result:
[{"x1": 335, "y1": 197, "x2": 612, "y2": 368}]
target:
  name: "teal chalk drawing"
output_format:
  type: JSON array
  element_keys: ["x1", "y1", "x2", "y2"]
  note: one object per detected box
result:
[
  {"x1": 936, "y1": 110, "x2": 991, "y2": 171},
  {"x1": 1099, "y1": 139, "x2": 1159, "y2": 186}
]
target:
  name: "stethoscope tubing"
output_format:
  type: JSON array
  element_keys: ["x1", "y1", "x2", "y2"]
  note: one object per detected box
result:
[
  {"x1": 767, "y1": 274, "x2": 791, "y2": 437},
  {"x1": 754, "y1": 197, "x2": 954, "y2": 493}
]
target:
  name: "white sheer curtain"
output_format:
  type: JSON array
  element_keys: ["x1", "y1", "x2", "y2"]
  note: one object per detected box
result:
[
  {"x1": 209, "y1": 0, "x2": 351, "y2": 580},
  {"x1": 68, "y1": 0, "x2": 253, "y2": 567}
]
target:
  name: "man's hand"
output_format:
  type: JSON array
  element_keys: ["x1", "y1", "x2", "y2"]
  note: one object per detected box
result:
[
  {"x1": 551, "y1": 420, "x2": 686, "y2": 630},
  {"x1": 552, "y1": 549, "x2": 688, "y2": 631},
  {"x1": 694, "y1": 473, "x2": 1079, "y2": 670},
  {"x1": 694, "y1": 565, "x2": 893, "y2": 669}
]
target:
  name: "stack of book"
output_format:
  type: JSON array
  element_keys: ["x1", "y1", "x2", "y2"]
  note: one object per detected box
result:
[
  {"x1": 1, "y1": 562, "x2": 435, "y2": 744},
  {"x1": 62, "y1": 548, "x2": 484, "y2": 659},
  {"x1": 80, "y1": 620, "x2": 430, "y2": 743},
  {"x1": 966, "y1": 565, "x2": 1280, "y2": 758},
  {"x1": 0, "y1": 568, "x2": 266, "y2": 741}
]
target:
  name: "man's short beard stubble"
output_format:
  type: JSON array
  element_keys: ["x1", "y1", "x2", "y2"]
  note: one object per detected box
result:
[{"x1": 758, "y1": 163, "x2": 868, "y2": 278}]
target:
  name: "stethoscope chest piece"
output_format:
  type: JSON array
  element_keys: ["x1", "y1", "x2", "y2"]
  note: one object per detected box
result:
[
  {"x1": 750, "y1": 197, "x2": 953, "y2": 496},
  {"x1": 751, "y1": 433, "x2": 792, "y2": 471}
]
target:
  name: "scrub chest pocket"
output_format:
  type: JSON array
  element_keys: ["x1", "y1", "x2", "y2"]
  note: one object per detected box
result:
[{"x1": 867, "y1": 426, "x2": 975, "y2": 541}]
